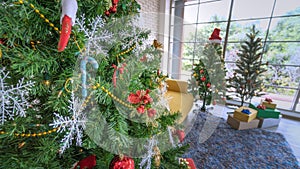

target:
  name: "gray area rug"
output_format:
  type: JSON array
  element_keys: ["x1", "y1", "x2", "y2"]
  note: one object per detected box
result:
[{"x1": 182, "y1": 111, "x2": 300, "y2": 169}]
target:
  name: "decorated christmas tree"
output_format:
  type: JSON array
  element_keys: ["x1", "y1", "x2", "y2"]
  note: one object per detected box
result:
[
  {"x1": 0, "y1": 0, "x2": 191, "y2": 168},
  {"x1": 227, "y1": 26, "x2": 267, "y2": 106},
  {"x1": 192, "y1": 28, "x2": 226, "y2": 111}
]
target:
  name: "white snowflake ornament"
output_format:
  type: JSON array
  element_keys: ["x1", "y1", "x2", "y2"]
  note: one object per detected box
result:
[
  {"x1": 0, "y1": 68, "x2": 34, "y2": 125},
  {"x1": 50, "y1": 92, "x2": 86, "y2": 154}
]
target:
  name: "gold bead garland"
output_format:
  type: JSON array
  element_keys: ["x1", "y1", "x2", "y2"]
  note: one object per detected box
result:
[
  {"x1": 95, "y1": 83, "x2": 134, "y2": 109},
  {"x1": 0, "y1": 128, "x2": 58, "y2": 137},
  {"x1": 57, "y1": 77, "x2": 134, "y2": 109},
  {"x1": 116, "y1": 44, "x2": 136, "y2": 63},
  {"x1": 116, "y1": 44, "x2": 136, "y2": 58},
  {"x1": 16, "y1": 0, "x2": 61, "y2": 34}
]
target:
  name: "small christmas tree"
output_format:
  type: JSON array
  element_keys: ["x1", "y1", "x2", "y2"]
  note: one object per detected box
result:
[
  {"x1": 192, "y1": 28, "x2": 226, "y2": 111},
  {"x1": 227, "y1": 26, "x2": 267, "y2": 106}
]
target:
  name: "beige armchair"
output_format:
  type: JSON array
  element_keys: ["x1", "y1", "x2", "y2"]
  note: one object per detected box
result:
[{"x1": 164, "y1": 79, "x2": 194, "y2": 124}]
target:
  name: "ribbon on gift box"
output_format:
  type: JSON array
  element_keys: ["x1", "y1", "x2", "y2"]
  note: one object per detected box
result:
[
  {"x1": 265, "y1": 97, "x2": 273, "y2": 103},
  {"x1": 257, "y1": 104, "x2": 266, "y2": 110},
  {"x1": 241, "y1": 109, "x2": 251, "y2": 115}
]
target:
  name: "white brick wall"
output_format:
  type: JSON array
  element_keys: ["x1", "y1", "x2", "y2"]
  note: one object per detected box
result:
[
  {"x1": 135, "y1": 0, "x2": 170, "y2": 73},
  {"x1": 136, "y1": 0, "x2": 160, "y2": 37}
]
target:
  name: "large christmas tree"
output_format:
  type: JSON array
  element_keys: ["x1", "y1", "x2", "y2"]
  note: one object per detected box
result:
[
  {"x1": 227, "y1": 26, "x2": 267, "y2": 106},
  {"x1": 0, "y1": 0, "x2": 189, "y2": 168}
]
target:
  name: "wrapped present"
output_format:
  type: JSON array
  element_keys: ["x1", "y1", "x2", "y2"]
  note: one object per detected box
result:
[
  {"x1": 233, "y1": 106, "x2": 257, "y2": 122},
  {"x1": 262, "y1": 97, "x2": 276, "y2": 109},
  {"x1": 258, "y1": 115, "x2": 282, "y2": 128},
  {"x1": 227, "y1": 114, "x2": 259, "y2": 130},
  {"x1": 249, "y1": 103, "x2": 280, "y2": 118}
]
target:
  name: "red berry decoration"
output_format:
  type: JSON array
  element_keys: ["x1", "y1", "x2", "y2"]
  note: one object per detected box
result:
[
  {"x1": 110, "y1": 6, "x2": 117, "y2": 13},
  {"x1": 147, "y1": 108, "x2": 156, "y2": 118},
  {"x1": 109, "y1": 155, "x2": 135, "y2": 169},
  {"x1": 105, "y1": 10, "x2": 110, "y2": 16}
]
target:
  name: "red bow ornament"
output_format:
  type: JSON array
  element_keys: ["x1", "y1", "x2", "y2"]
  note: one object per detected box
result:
[
  {"x1": 257, "y1": 104, "x2": 266, "y2": 110},
  {"x1": 265, "y1": 97, "x2": 273, "y2": 103}
]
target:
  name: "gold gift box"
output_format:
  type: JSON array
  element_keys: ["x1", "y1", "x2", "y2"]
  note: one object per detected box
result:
[
  {"x1": 262, "y1": 101, "x2": 277, "y2": 109},
  {"x1": 227, "y1": 114, "x2": 259, "y2": 130},
  {"x1": 233, "y1": 106, "x2": 258, "y2": 122}
]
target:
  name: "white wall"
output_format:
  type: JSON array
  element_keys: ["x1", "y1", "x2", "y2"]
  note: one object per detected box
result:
[{"x1": 135, "y1": 0, "x2": 171, "y2": 75}]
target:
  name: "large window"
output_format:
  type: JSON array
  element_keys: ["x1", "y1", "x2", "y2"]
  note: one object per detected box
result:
[{"x1": 167, "y1": 0, "x2": 300, "y2": 112}]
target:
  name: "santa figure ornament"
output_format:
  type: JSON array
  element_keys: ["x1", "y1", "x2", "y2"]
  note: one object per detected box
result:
[
  {"x1": 57, "y1": 0, "x2": 78, "y2": 52},
  {"x1": 209, "y1": 28, "x2": 222, "y2": 44}
]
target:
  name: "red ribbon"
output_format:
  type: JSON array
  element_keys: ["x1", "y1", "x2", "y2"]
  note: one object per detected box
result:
[
  {"x1": 112, "y1": 63, "x2": 126, "y2": 87},
  {"x1": 257, "y1": 104, "x2": 266, "y2": 110}
]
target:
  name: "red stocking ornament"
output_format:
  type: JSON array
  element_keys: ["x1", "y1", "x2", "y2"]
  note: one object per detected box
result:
[
  {"x1": 58, "y1": 0, "x2": 78, "y2": 52},
  {"x1": 109, "y1": 155, "x2": 134, "y2": 169}
]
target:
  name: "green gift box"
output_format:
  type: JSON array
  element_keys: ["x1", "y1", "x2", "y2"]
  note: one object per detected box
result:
[{"x1": 249, "y1": 103, "x2": 281, "y2": 119}]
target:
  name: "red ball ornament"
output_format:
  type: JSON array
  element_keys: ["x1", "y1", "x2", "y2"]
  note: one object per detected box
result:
[
  {"x1": 105, "y1": 10, "x2": 110, "y2": 16},
  {"x1": 0, "y1": 38, "x2": 6, "y2": 45},
  {"x1": 109, "y1": 155, "x2": 135, "y2": 169},
  {"x1": 206, "y1": 83, "x2": 211, "y2": 88},
  {"x1": 112, "y1": 0, "x2": 119, "y2": 5},
  {"x1": 110, "y1": 6, "x2": 117, "y2": 13},
  {"x1": 199, "y1": 69, "x2": 204, "y2": 74},
  {"x1": 201, "y1": 76, "x2": 206, "y2": 82}
]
